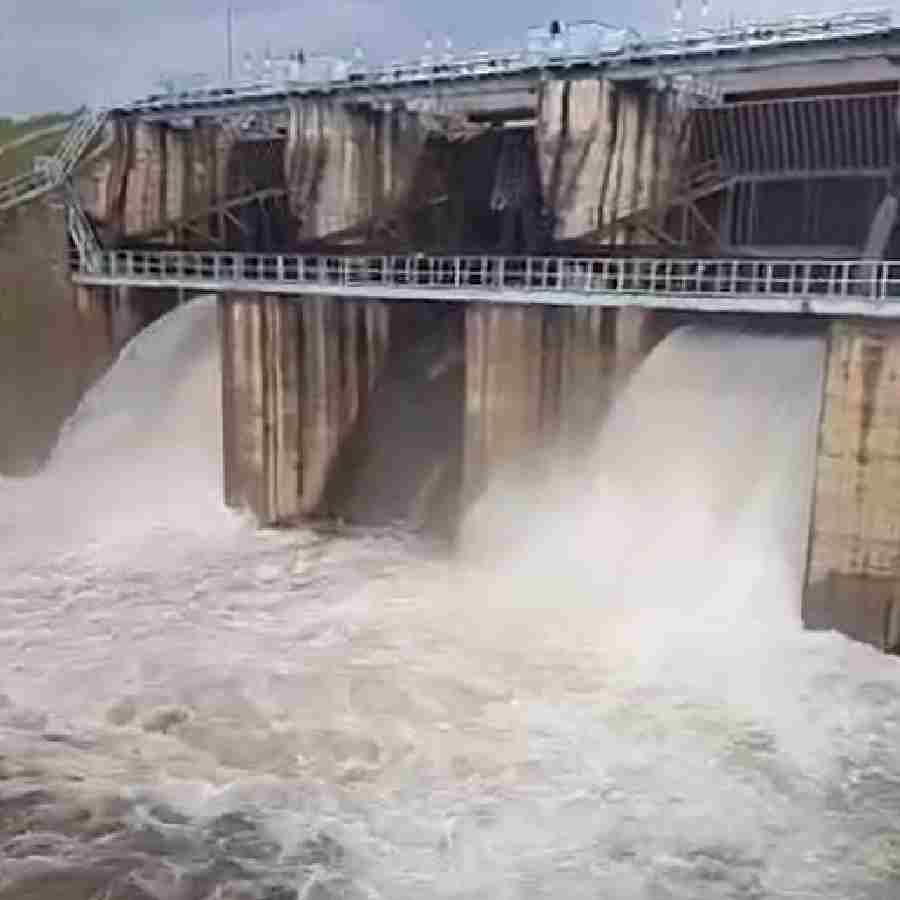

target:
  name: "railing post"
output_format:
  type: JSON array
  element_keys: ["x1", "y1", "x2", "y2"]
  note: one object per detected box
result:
[
  {"x1": 525, "y1": 256, "x2": 532, "y2": 290},
  {"x1": 879, "y1": 262, "x2": 888, "y2": 301},
  {"x1": 277, "y1": 255, "x2": 285, "y2": 282},
  {"x1": 497, "y1": 257, "x2": 505, "y2": 289}
]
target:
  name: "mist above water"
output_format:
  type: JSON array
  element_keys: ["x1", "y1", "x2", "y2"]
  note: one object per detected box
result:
[{"x1": 3, "y1": 301, "x2": 900, "y2": 900}]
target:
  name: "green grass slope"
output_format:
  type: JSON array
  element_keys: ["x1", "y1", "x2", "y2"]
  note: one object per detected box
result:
[{"x1": 0, "y1": 111, "x2": 77, "y2": 180}]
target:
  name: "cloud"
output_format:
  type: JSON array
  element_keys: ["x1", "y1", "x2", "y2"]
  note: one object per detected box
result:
[{"x1": 0, "y1": 0, "x2": 852, "y2": 116}]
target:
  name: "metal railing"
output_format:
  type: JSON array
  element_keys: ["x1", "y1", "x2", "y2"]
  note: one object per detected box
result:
[
  {"x1": 692, "y1": 91, "x2": 900, "y2": 175},
  {"x1": 123, "y1": 11, "x2": 900, "y2": 115},
  {"x1": 70, "y1": 250, "x2": 900, "y2": 304},
  {"x1": 0, "y1": 108, "x2": 108, "y2": 213},
  {"x1": 55, "y1": 109, "x2": 108, "y2": 174},
  {"x1": 0, "y1": 168, "x2": 57, "y2": 211},
  {"x1": 62, "y1": 180, "x2": 101, "y2": 270}
]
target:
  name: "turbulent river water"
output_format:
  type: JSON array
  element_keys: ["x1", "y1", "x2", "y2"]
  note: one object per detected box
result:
[{"x1": 3, "y1": 298, "x2": 900, "y2": 899}]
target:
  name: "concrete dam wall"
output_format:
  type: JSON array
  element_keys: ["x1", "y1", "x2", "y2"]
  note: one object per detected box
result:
[{"x1": 7, "y1": 73, "x2": 900, "y2": 653}]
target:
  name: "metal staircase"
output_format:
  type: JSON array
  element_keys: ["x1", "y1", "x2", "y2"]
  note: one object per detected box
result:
[
  {"x1": 0, "y1": 108, "x2": 108, "y2": 272},
  {"x1": 61, "y1": 178, "x2": 101, "y2": 271},
  {"x1": 0, "y1": 107, "x2": 107, "y2": 213}
]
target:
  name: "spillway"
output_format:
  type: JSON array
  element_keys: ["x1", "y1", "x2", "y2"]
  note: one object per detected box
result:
[{"x1": 2, "y1": 301, "x2": 900, "y2": 899}]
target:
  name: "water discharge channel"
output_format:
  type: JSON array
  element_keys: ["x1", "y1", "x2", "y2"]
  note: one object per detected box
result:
[{"x1": 3, "y1": 299, "x2": 900, "y2": 899}]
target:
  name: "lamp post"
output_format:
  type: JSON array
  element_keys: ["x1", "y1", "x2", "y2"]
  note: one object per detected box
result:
[{"x1": 227, "y1": 4, "x2": 234, "y2": 82}]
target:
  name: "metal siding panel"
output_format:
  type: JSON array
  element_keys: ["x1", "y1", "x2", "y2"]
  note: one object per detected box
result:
[
  {"x1": 854, "y1": 97, "x2": 867, "y2": 168},
  {"x1": 797, "y1": 101, "x2": 813, "y2": 171},
  {"x1": 715, "y1": 108, "x2": 732, "y2": 171},
  {"x1": 724, "y1": 106, "x2": 738, "y2": 171},
  {"x1": 724, "y1": 106, "x2": 740, "y2": 172},
  {"x1": 786, "y1": 99, "x2": 801, "y2": 172},
  {"x1": 754, "y1": 104, "x2": 769, "y2": 172},
  {"x1": 770, "y1": 102, "x2": 783, "y2": 171},
  {"x1": 862, "y1": 96, "x2": 875, "y2": 168},
  {"x1": 873, "y1": 94, "x2": 886, "y2": 168},
  {"x1": 818, "y1": 100, "x2": 833, "y2": 171},
  {"x1": 838, "y1": 97, "x2": 853, "y2": 169},
  {"x1": 699, "y1": 109, "x2": 715, "y2": 161},
  {"x1": 732, "y1": 105, "x2": 746, "y2": 171}
]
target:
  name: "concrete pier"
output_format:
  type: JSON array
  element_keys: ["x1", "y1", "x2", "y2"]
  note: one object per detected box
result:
[
  {"x1": 217, "y1": 97, "x2": 426, "y2": 523},
  {"x1": 463, "y1": 304, "x2": 666, "y2": 500},
  {"x1": 220, "y1": 294, "x2": 389, "y2": 523},
  {"x1": 805, "y1": 320, "x2": 900, "y2": 651},
  {"x1": 536, "y1": 80, "x2": 679, "y2": 242}
]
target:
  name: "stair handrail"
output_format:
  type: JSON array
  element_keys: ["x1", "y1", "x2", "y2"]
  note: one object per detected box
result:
[
  {"x1": 0, "y1": 107, "x2": 108, "y2": 213},
  {"x1": 61, "y1": 178, "x2": 102, "y2": 273}
]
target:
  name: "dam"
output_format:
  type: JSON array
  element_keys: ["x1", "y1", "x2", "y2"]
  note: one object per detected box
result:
[
  {"x1": 10, "y1": 12, "x2": 900, "y2": 899},
  {"x1": 5, "y1": 10, "x2": 900, "y2": 657}
]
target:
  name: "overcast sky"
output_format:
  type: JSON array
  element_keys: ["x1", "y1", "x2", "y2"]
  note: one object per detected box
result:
[{"x1": 1, "y1": 0, "x2": 866, "y2": 116}]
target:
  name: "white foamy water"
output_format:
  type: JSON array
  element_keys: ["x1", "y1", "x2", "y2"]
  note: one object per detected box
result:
[{"x1": 3, "y1": 303, "x2": 900, "y2": 900}]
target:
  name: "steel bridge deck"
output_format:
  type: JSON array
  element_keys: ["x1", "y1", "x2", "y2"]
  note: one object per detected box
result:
[{"x1": 70, "y1": 250, "x2": 900, "y2": 318}]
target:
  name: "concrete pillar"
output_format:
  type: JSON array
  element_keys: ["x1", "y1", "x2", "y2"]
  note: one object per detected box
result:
[
  {"x1": 463, "y1": 304, "x2": 547, "y2": 498},
  {"x1": 164, "y1": 130, "x2": 187, "y2": 225},
  {"x1": 221, "y1": 294, "x2": 389, "y2": 524},
  {"x1": 221, "y1": 295, "x2": 267, "y2": 517},
  {"x1": 221, "y1": 295, "x2": 309, "y2": 523},
  {"x1": 614, "y1": 89, "x2": 643, "y2": 245},
  {"x1": 299, "y1": 296, "x2": 341, "y2": 512},
  {"x1": 218, "y1": 95, "x2": 417, "y2": 524},
  {"x1": 82, "y1": 117, "x2": 127, "y2": 225},
  {"x1": 636, "y1": 90, "x2": 660, "y2": 244},
  {"x1": 285, "y1": 98, "x2": 427, "y2": 240},
  {"x1": 537, "y1": 79, "x2": 616, "y2": 240},
  {"x1": 556, "y1": 308, "x2": 616, "y2": 448},
  {"x1": 123, "y1": 121, "x2": 166, "y2": 235},
  {"x1": 463, "y1": 303, "x2": 665, "y2": 501},
  {"x1": 805, "y1": 320, "x2": 900, "y2": 651},
  {"x1": 536, "y1": 78, "x2": 679, "y2": 244}
]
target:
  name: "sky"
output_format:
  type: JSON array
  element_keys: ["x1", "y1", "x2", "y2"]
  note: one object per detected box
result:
[{"x1": 0, "y1": 0, "x2": 867, "y2": 116}]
